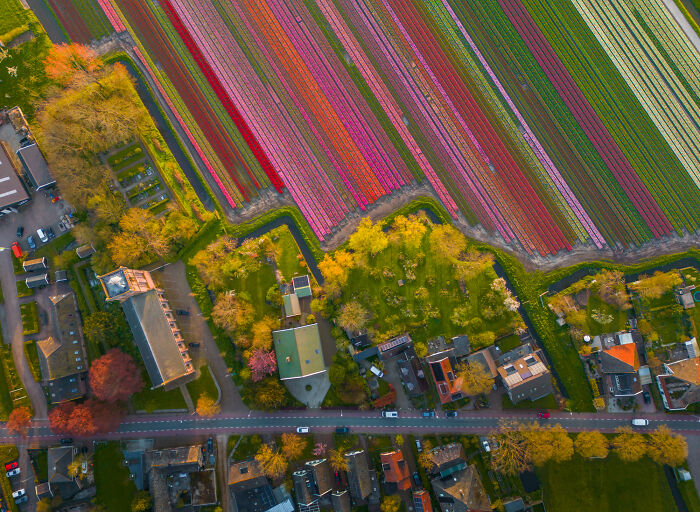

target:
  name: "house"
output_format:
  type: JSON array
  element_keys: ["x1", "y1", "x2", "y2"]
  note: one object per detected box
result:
[
  {"x1": 23, "y1": 257, "x2": 47, "y2": 272},
  {"x1": 396, "y1": 347, "x2": 428, "y2": 396},
  {"x1": 498, "y1": 350, "x2": 553, "y2": 404},
  {"x1": 595, "y1": 331, "x2": 642, "y2": 398},
  {"x1": 99, "y1": 267, "x2": 195, "y2": 390},
  {"x1": 657, "y1": 339, "x2": 700, "y2": 410},
  {"x1": 229, "y1": 459, "x2": 293, "y2": 512},
  {"x1": 283, "y1": 293, "x2": 301, "y2": 318},
  {"x1": 0, "y1": 142, "x2": 29, "y2": 217},
  {"x1": 413, "y1": 490, "x2": 433, "y2": 512},
  {"x1": 426, "y1": 444, "x2": 467, "y2": 477},
  {"x1": 75, "y1": 244, "x2": 96, "y2": 259},
  {"x1": 273, "y1": 324, "x2": 326, "y2": 380},
  {"x1": 26, "y1": 273, "x2": 49, "y2": 288},
  {"x1": 503, "y1": 498, "x2": 527, "y2": 512},
  {"x1": 35, "y1": 481, "x2": 52, "y2": 500},
  {"x1": 466, "y1": 347, "x2": 498, "y2": 378},
  {"x1": 380, "y1": 450, "x2": 411, "y2": 492},
  {"x1": 292, "y1": 275, "x2": 313, "y2": 299},
  {"x1": 16, "y1": 142, "x2": 55, "y2": 190},
  {"x1": 675, "y1": 285, "x2": 696, "y2": 310},
  {"x1": 430, "y1": 464, "x2": 490, "y2": 512},
  {"x1": 427, "y1": 344, "x2": 463, "y2": 404},
  {"x1": 47, "y1": 445, "x2": 82, "y2": 499},
  {"x1": 331, "y1": 490, "x2": 351, "y2": 512},
  {"x1": 293, "y1": 459, "x2": 333, "y2": 512},
  {"x1": 37, "y1": 292, "x2": 88, "y2": 403},
  {"x1": 377, "y1": 333, "x2": 412, "y2": 360},
  {"x1": 344, "y1": 450, "x2": 371, "y2": 503}
]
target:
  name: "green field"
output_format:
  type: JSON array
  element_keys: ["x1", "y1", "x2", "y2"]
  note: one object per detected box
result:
[
  {"x1": 271, "y1": 226, "x2": 308, "y2": 282},
  {"x1": 186, "y1": 365, "x2": 218, "y2": 403},
  {"x1": 94, "y1": 442, "x2": 137, "y2": 512},
  {"x1": 539, "y1": 456, "x2": 676, "y2": 512},
  {"x1": 131, "y1": 379, "x2": 187, "y2": 412}
]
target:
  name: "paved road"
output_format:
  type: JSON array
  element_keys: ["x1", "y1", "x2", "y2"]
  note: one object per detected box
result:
[{"x1": 2, "y1": 410, "x2": 698, "y2": 446}]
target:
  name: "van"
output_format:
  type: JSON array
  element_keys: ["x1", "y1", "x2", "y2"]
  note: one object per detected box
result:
[
  {"x1": 382, "y1": 410, "x2": 398, "y2": 418},
  {"x1": 370, "y1": 365, "x2": 384, "y2": 378},
  {"x1": 631, "y1": 419, "x2": 649, "y2": 426},
  {"x1": 36, "y1": 228, "x2": 48, "y2": 243}
]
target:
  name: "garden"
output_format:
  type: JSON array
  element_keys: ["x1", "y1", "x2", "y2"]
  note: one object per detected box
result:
[
  {"x1": 94, "y1": 442, "x2": 138, "y2": 512},
  {"x1": 20, "y1": 301, "x2": 39, "y2": 336}
]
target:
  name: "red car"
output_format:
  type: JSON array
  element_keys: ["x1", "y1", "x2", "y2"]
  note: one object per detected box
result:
[
  {"x1": 10, "y1": 242, "x2": 21, "y2": 259},
  {"x1": 537, "y1": 411, "x2": 550, "y2": 419},
  {"x1": 4, "y1": 461, "x2": 17, "y2": 471}
]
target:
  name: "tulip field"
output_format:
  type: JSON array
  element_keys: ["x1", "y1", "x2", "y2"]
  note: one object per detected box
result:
[
  {"x1": 78, "y1": 0, "x2": 699, "y2": 255},
  {"x1": 46, "y1": 0, "x2": 113, "y2": 42}
]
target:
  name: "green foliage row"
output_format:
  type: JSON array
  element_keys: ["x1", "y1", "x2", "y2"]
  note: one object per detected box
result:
[{"x1": 20, "y1": 301, "x2": 39, "y2": 336}]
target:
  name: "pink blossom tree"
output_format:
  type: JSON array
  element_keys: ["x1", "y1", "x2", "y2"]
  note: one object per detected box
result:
[
  {"x1": 312, "y1": 443, "x2": 327, "y2": 457},
  {"x1": 248, "y1": 349, "x2": 277, "y2": 382}
]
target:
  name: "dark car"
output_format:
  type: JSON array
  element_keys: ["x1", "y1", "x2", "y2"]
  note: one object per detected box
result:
[
  {"x1": 188, "y1": 342, "x2": 200, "y2": 349},
  {"x1": 46, "y1": 227, "x2": 55, "y2": 239},
  {"x1": 207, "y1": 437, "x2": 213, "y2": 453},
  {"x1": 334, "y1": 471, "x2": 342, "y2": 486},
  {"x1": 422, "y1": 410, "x2": 435, "y2": 418},
  {"x1": 643, "y1": 391, "x2": 651, "y2": 404},
  {"x1": 16, "y1": 226, "x2": 23, "y2": 238},
  {"x1": 176, "y1": 309, "x2": 190, "y2": 316},
  {"x1": 14, "y1": 496, "x2": 27, "y2": 505},
  {"x1": 26, "y1": 236, "x2": 36, "y2": 250},
  {"x1": 445, "y1": 411, "x2": 458, "y2": 418},
  {"x1": 412, "y1": 472, "x2": 421, "y2": 487},
  {"x1": 60, "y1": 438, "x2": 73, "y2": 445},
  {"x1": 335, "y1": 427, "x2": 349, "y2": 434}
]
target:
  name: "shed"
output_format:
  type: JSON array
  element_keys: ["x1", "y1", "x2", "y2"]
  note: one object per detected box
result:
[
  {"x1": 282, "y1": 293, "x2": 301, "y2": 317},
  {"x1": 16, "y1": 143, "x2": 55, "y2": 190},
  {"x1": 55, "y1": 270, "x2": 68, "y2": 282},
  {"x1": 75, "y1": 244, "x2": 95, "y2": 259},
  {"x1": 26, "y1": 273, "x2": 49, "y2": 288},
  {"x1": 23, "y1": 257, "x2": 48, "y2": 272}
]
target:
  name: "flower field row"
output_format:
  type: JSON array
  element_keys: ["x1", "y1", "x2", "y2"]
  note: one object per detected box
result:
[
  {"x1": 47, "y1": 0, "x2": 113, "y2": 42},
  {"x1": 89, "y1": 0, "x2": 699, "y2": 253}
]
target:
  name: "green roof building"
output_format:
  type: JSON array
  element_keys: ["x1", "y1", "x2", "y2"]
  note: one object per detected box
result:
[
  {"x1": 283, "y1": 293, "x2": 301, "y2": 317},
  {"x1": 292, "y1": 275, "x2": 313, "y2": 299},
  {"x1": 274, "y1": 324, "x2": 326, "y2": 380}
]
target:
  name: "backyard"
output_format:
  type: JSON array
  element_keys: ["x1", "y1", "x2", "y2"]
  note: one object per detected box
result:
[
  {"x1": 94, "y1": 442, "x2": 137, "y2": 512},
  {"x1": 538, "y1": 455, "x2": 676, "y2": 512},
  {"x1": 20, "y1": 301, "x2": 39, "y2": 335},
  {"x1": 270, "y1": 225, "x2": 308, "y2": 282}
]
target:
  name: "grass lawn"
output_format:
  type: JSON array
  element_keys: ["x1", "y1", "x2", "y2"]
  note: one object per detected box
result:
[
  {"x1": 16, "y1": 280, "x2": 34, "y2": 298},
  {"x1": 23, "y1": 341, "x2": 41, "y2": 381},
  {"x1": 94, "y1": 442, "x2": 137, "y2": 512},
  {"x1": 584, "y1": 294, "x2": 628, "y2": 336},
  {"x1": 230, "y1": 435, "x2": 262, "y2": 460},
  {"x1": 538, "y1": 455, "x2": 676, "y2": 512},
  {"x1": 340, "y1": 224, "x2": 520, "y2": 344},
  {"x1": 31, "y1": 233, "x2": 76, "y2": 269},
  {"x1": 496, "y1": 333, "x2": 521, "y2": 352},
  {"x1": 20, "y1": 301, "x2": 39, "y2": 335},
  {"x1": 679, "y1": 479, "x2": 700, "y2": 512},
  {"x1": 186, "y1": 365, "x2": 218, "y2": 403},
  {"x1": 641, "y1": 292, "x2": 685, "y2": 344},
  {"x1": 228, "y1": 264, "x2": 278, "y2": 322},
  {"x1": 0, "y1": 345, "x2": 31, "y2": 414},
  {"x1": 271, "y1": 225, "x2": 308, "y2": 282},
  {"x1": 31, "y1": 449, "x2": 47, "y2": 481},
  {"x1": 502, "y1": 394, "x2": 558, "y2": 410},
  {"x1": 132, "y1": 383, "x2": 187, "y2": 412}
]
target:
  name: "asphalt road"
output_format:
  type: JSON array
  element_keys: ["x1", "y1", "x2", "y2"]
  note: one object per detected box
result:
[{"x1": 2, "y1": 410, "x2": 698, "y2": 446}]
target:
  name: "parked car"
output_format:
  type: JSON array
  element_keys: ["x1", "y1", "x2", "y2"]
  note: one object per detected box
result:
[
  {"x1": 415, "y1": 439, "x2": 422, "y2": 452},
  {"x1": 381, "y1": 410, "x2": 398, "y2": 418},
  {"x1": 422, "y1": 410, "x2": 435, "y2": 418},
  {"x1": 26, "y1": 236, "x2": 36, "y2": 250},
  {"x1": 16, "y1": 226, "x2": 23, "y2": 238},
  {"x1": 46, "y1": 227, "x2": 55, "y2": 239},
  {"x1": 60, "y1": 438, "x2": 73, "y2": 445},
  {"x1": 334, "y1": 471, "x2": 342, "y2": 486},
  {"x1": 176, "y1": 309, "x2": 190, "y2": 316},
  {"x1": 481, "y1": 438, "x2": 491, "y2": 453},
  {"x1": 445, "y1": 411, "x2": 458, "y2": 418},
  {"x1": 643, "y1": 391, "x2": 651, "y2": 404},
  {"x1": 10, "y1": 489, "x2": 24, "y2": 499},
  {"x1": 412, "y1": 472, "x2": 421, "y2": 487},
  {"x1": 10, "y1": 242, "x2": 21, "y2": 259},
  {"x1": 335, "y1": 427, "x2": 349, "y2": 434},
  {"x1": 188, "y1": 342, "x2": 200, "y2": 349},
  {"x1": 14, "y1": 496, "x2": 27, "y2": 505},
  {"x1": 296, "y1": 427, "x2": 310, "y2": 434},
  {"x1": 6, "y1": 468, "x2": 19, "y2": 478},
  {"x1": 369, "y1": 365, "x2": 384, "y2": 378},
  {"x1": 36, "y1": 228, "x2": 48, "y2": 243},
  {"x1": 4, "y1": 461, "x2": 17, "y2": 471},
  {"x1": 631, "y1": 419, "x2": 649, "y2": 426},
  {"x1": 537, "y1": 411, "x2": 550, "y2": 419}
]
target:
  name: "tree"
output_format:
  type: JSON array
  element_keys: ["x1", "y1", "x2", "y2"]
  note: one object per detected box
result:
[
  {"x1": 349, "y1": 218, "x2": 388, "y2": 258},
  {"x1": 429, "y1": 224, "x2": 466, "y2": 263},
  {"x1": 248, "y1": 349, "x2": 277, "y2": 381},
  {"x1": 255, "y1": 444, "x2": 288, "y2": 479},
  {"x1": 380, "y1": 495, "x2": 401, "y2": 512},
  {"x1": 7, "y1": 406, "x2": 32, "y2": 437},
  {"x1": 521, "y1": 424, "x2": 572, "y2": 466},
  {"x1": 266, "y1": 285, "x2": 283, "y2": 306},
  {"x1": 83, "y1": 311, "x2": 130, "y2": 348},
  {"x1": 281, "y1": 433, "x2": 307, "y2": 460},
  {"x1": 131, "y1": 490, "x2": 153, "y2": 512},
  {"x1": 89, "y1": 349, "x2": 143, "y2": 402},
  {"x1": 490, "y1": 423, "x2": 531, "y2": 474},
  {"x1": 44, "y1": 43, "x2": 102, "y2": 86},
  {"x1": 37, "y1": 498, "x2": 53, "y2": 512},
  {"x1": 612, "y1": 427, "x2": 647, "y2": 462},
  {"x1": 389, "y1": 214, "x2": 427, "y2": 251},
  {"x1": 328, "y1": 449, "x2": 348, "y2": 471},
  {"x1": 196, "y1": 395, "x2": 221, "y2": 417},
  {"x1": 212, "y1": 292, "x2": 255, "y2": 334},
  {"x1": 50, "y1": 400, "x2": 124, "y2": 436},
  {"x1": 592, "y1": 397, "x2": 606, "y2": 411},
  {"x1": 470, "y1": 331, "x2": 495, "y2": 349},
  {"x1": 248, "y1": 378, "x2": 287, "y2": 410},
  {"x1": 49, "y1": 401, "x2": 76, "y2": 434},
  {"x1": 312, "y1": 443, "x2": 327, "y2": 457},
  {"x1": 596, "y1": 270, "x2": 631, "y2": 310},
  {"x1": 318, "y1": 251, "x2": 354, "y2": 287},
  {"x1": 414, "y1": 341, "x2": 428, "y2": 358},
  {"x1": 575, "y1": 431, "x2": 609, "y2": 459},
  {"x1": 417, "y1": 440, "x2": 434, "y2": 471},
  {"x1": 337, "y1": 301, "x2": 370, "y2": 332},
  {"x1": 457, "y1": 361, "x2": 494, "y2": 396},
  {"x1": 647, "y1": 425, "x2": 688, "y2": 466},
  {"x1": 394, "y1": 434, "x2": 404, "y2": 447},
  {"x1": 191, "y1": 237, "x2": 238, "y2": 289},
  {"x1": 628, "y1": 271, "x2": 682, "y2": 300},
  {"x1": 250, "y1": 317, "x2": 278, "y2": 351}
]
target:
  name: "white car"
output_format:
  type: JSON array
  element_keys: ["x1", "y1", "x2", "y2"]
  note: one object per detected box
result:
[
  {"x1": 382, "y1": 410, "x2": 398, "y2": 418},
  {"x1": 296, "y1": 427, "x2": 309, "y2": 434},
  {"x1": 36, "y1": 228, "x2": 49, "y2": 243},
  {"x1": 631, "y1": 419, "x2": 649, "y2": 426},
  {"x1": 6, "y1": 467, "x2": 20, "y2": 477},
  {"x1": 11, "y1": 489, "x2": 25, "y2": 499}
]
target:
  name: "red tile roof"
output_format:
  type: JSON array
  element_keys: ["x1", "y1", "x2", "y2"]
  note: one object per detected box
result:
[
  {"x1": 380, "y1": 451, "x2": 411, "y2": 491},
  {"x1": 604, "y1": 344, "x2": 639, "y2": 370},
  {"x1": 429, "y1": 357, "x2": 462, "y2": 404}
]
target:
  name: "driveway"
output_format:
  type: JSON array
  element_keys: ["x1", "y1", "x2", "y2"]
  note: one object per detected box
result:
[{"x1": 150, "y1": 261, "x2": 246, "y2": 413}]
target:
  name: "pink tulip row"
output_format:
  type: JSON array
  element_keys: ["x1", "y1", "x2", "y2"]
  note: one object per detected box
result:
[{"x1": 95, "y1": 0, "x2": 126, "y2": 32}]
